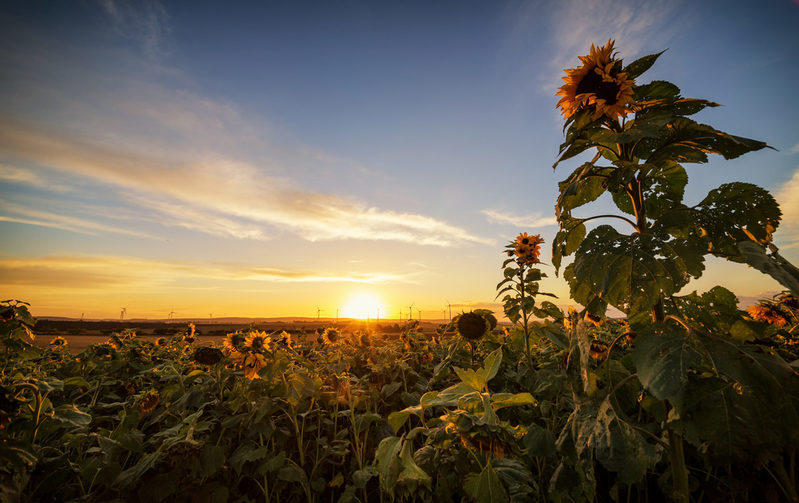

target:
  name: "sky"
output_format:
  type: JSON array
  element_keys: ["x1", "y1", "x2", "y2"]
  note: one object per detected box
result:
[{"x1": 1, "y1": 0, "x2": 798, "y2": 320}]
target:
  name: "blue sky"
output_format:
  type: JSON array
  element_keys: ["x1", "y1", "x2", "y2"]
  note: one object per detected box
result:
[{"x1": 1, "y1": 0, "x2": 798, "y2": 319}]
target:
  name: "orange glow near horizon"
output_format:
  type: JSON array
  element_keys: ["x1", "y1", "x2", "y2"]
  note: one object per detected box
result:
[{"x1": 340, "y1": 293, "x2": 386, "y2": 320}]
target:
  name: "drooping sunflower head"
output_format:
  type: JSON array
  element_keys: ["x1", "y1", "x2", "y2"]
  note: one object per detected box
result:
[
  {"x1": 193, "y1": 346, "x2": 223, "y2": 365},
  {"x1": 240, "y1": 352, "x2": 267, "y2": 380},
  {"x1": 513, "y1": 233, "x2": 544, "y2": 265},
  {"x1": 49, "y1": 336, "x2": 67, "y2": 347},
  {"x1": 556, "y1": 40, "x2": 635, "y2": 121},
  {"x1": 457, "y1": 312, "x2": 487, "y2": 341},
  {"x1": 244, "y1": 331, "x2": 271, "y2": 352},
  {"x1": 137, "y1": 390, "x2": 160, "y2": 414}
]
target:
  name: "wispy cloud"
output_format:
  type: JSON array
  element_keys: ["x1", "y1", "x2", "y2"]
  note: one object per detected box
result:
[
  {"x1": 542, "y1": 0, "x2": 685, "y2": 91},
  {"x1": 0, "y1": 164, "x2": 69, "y2": 192},
  {"x1": 0, "y1": 120, "x2": 490, "y2": 247},
  {"x1": 790, "y1": 142, "x2": 799, "y2": 154},
  {"x1": 0, "y1": 201, "x2": 159, "y2": 239},
  {"x1": 97, "y1": 0, "x2": 170, "y2": 58},
  {"x1": 774, "y1": 167, "x2": 799, "y2": 249},
  {"x1": 482, "y1": 209, "x2": 557, "y2": 228},
  {"x1": 0, "y1": 255, "x2": 408, "y2": 290}
]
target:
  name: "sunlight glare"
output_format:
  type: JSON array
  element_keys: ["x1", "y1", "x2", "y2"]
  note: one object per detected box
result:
[{"x1": 341, "y1": 293, "x2": 385, "y2": 319}]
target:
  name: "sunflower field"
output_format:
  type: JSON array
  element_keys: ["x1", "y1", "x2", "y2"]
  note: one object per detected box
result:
[{"x1": 3, "y1": 41, "x2": 799, "y2": 503}]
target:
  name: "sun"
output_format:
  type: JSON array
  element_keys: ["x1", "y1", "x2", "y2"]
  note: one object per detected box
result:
[{"x1": 341, "y1": 293, "x2": 385, "y2": 320}]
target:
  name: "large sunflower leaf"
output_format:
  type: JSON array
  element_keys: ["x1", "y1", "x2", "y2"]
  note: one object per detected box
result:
[
  {"x1": 647, "y1": 118, "x2": 770, "y2": 166},
  {"x1": 571, "y1": 398, "x2": 659, "y2": 484},
  {"x1": 464, "y1": 461, "x2": 508, "y2": 503},
  {"x1": 693, "y1": 182, "x2": 781, "y2": 258},
  {"x1": 570, "y1": 226, "x2": 692, "y2": 315},
  {"x1": 631, "y1": 326, "x2": 701, "y2": 411},
  {"x1": 632, "y1": 322, "x2": 799, "y2": 461},
  {"x1": 677, "y1": 338, "x2": 799, "y2": 461}
]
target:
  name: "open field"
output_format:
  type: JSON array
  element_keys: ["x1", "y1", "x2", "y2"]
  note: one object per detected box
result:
[{"x1": 30, "y1": 318, "x2": 457, "y2": 352}]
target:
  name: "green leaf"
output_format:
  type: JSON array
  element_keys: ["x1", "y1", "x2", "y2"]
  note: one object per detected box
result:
[
  {"x1": 570, "y1": 225, "x2": 693, "y2": 315},
  {"x1": 483, "y1": 348, "x2": 503, "y2": 382},
  {"x1": 647, "y1": 118, "x2": 770, "y2": 166},
  {"x1": 454, "y1": 367, "x2": 485, "y2": 391},
  {"x1": 491, "y1": 392, "x2": 537, "y2": 411},
  {"x1": 623, "y1": 51, "x2": 666, "y2": 79},
  {"x1": 631, "y1": 326, "x2": 700, "y2": 411},
  {"x1": 464, "y1": 461, "x2": 508, "y2": 503},
  {"x1": 397, "y1": 437, "x2": 431, "y2": 490},
  {"x1": 53, "y1": 404, "x2": 91, "y2": 427},
  {"x1": 572, "y1": 399, "x2": 659, "y2": 484},
  {"x1": 736, "y1": 242, "x2": 799, "y2": 296},
  {"x1": 387, "y1": 405, "x2": 422, "y2": 433},
  {"x1": 230, "y1": 442, "x2": 270, "y2": 474},
  {"x1": 693, "y1": 182, "x2": 781, "y2": 258},
  {"x1": 278, "y1": 463, "x2": 307, "y2": 483},
  {"x1": 524, "y1": 424, "x2": 557, "y2": 457}
]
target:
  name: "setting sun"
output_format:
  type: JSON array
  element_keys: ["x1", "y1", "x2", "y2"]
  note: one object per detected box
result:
[{"x1": 341, "y1": 293, "x2": 385, "y2": 319}]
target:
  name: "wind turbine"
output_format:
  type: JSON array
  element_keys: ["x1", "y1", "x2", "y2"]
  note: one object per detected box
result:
[
  {"x1": 168, "y1": 309, "x2": 175, "y2": 323},
  {"x1": 316, "y1": 306, "x2": 322, "y2": 320},
  {"x1": 417, "y1": 309, "x2": 422, "y2": 321},
  {"x1": 120, "y1": 307, "x2": 127, "y2": 321},
  {"x1": 408, "y1": 302, "x2": 414, "y2": 321},
  {"x1": 446, "y1": 301, "x2": 452, "y2": 321}
]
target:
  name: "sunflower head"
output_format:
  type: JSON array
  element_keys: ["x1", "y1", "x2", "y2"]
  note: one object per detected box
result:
[
  {"x1": 589, "y1": 340, "x2": 609, "y2": 360},
  {"x1": 49, "y1": 336, "x2": 67, "y2": 347},
  {"x1": 513, "y1": 233, "x2": 544, "y2": 265},
  {"x1": 240, "y1": 352, "x2": 267, "y2": 380},
  {"x1": 244, "y1": 331, "x2": 271, "y2": 352},
  {"x1": 747, "y1": 304, "x2": 788, "y2": 327},
  {"x1": 223, "y1": 332, "x2": 247, "y2": 353},
  {"x1": 137, "y1": 390, "x2": 160, "y2": 414},
  {"x1": 193, "y1": 346, "x2": 223, "y2": 365},
  {"x1": 556, "y1": 40, "x2": 635, "y2": 121},
  {"x1": 274, "y1": 331, "x2": 293, "y2": 347},
  {"x1": 322, "y1": 328, "x2": 341, "y2": 345},
  {"x1": 183, "y1": 323, "x2": 196, "y2": 343},
  {"x1": 457, "y1": 312, "x2": 487, "y2": 341}
]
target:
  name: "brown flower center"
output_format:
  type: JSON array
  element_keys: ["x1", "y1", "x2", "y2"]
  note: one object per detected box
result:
[{"x1": 575, "y1": 69, "x2": 620, "y2": 105}]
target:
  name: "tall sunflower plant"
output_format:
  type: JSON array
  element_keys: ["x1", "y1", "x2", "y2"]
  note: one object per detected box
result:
[
  {"x1": 550, "y1": 41, "x2": 799, "y2": 502},
  {"x1": 496, "y1": 233, "x2": 560, "y2": 364}
]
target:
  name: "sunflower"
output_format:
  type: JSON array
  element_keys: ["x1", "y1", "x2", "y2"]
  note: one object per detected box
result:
[
  {"x1": 514, "y1": 233, "x2": 544, "y2": 265},
  {"x1": 193, "y1": 346, "x2": 223, "y2": 365},
  {"x1": 747, "y1": 304, "x2": 788, "y2": 327},
  {"x1": 584, "y1": 312, "x2": 603, "y2": 327},
  {"x1": 138, "y1": 390, "x2": 159, "y2": 414},
  {"x1": 244, "y1": 331, "x2": 271, "y2": 352},
  {"x1": 556, "y1": 40, "x2": 635, "y2": 120},
  {"x1": 49, "y1": 336, "x2": 67, "y2": 347},
  {"x1": 589, "y1": 340, "x2": 609, "y2": 360},
  {"x1": 223, "y1": 332, "x2": 247, "y2": 353},
  {"x1": 183, "y1": 323, "x2": 196, "y2": 343},
  {"x1": 239, "y1": 352, "x2": 267, "y2": 380},
  {"x1": 322, "y1": 328, "x2": 340, "y2": 344}
]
